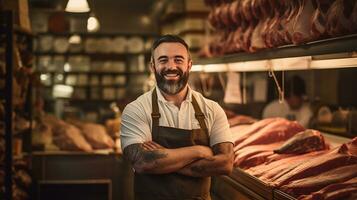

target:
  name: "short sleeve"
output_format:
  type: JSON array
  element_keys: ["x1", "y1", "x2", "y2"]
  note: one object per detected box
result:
[
  {"x1": 120, "y1": 102, "x2": 151, "y2": 151},
  {"x1": 209, "y1": 102, "x2": 234, "y2": 146}
]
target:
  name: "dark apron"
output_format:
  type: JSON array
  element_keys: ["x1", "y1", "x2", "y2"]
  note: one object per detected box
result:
[{"x1": 134, "y1": 88, "x2": 211, "y2": 200}]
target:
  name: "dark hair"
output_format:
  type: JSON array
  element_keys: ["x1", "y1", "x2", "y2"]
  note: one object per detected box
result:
[
  {"x1": 151, "y1": 35, "x2": 190, "y2": 62},
  {"x1": 285, "y1": 75, "x2": 306, "y2": 97},
  {"x1": 152, "y1": 34, "x2": 189, "y2": 51}
]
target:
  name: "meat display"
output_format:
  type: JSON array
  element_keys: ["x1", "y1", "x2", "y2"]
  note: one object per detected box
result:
[
  {"x1": 268, "y1": 139, "x2": 357, "y2": 187},
  {"x1": 228, "y1": 116, "x2": 357, "y2": 199},
  {"x1": 234, "y1": 118, "x2": 304, "y2": 151},
  {"x1": 280, "y1": 164, "x2": 357, "y2": 197},
  {"x1": 51, "y1": 122, "x2": 93, "y2": 152},
  {"x1": 227, "y1": 115, "x2": 256, "y2": 127},
  {"x1": 273, "y1": 129, "x2": 328, "y2": 154},
  {"x1": 234, "y1": 142, "x2": 283, "y2": 168},
  {"x1": 231, "y1": 117, "x2": 280, "y2": 146},
  {"x1": 72, "y1": 122, "x2": 115, "y2": 149},
  {"x1": 298, "y1": 177, "x2": 357, "y2": 200},
  {"x1": 202, "y1": 0, "x2": 356, "y2": 57},
  {"x1": 247, "y1": 150, "x2": 327, "y2": 179}
]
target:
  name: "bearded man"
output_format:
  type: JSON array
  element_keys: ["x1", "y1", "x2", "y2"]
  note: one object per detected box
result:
[{"x1": 120, "y1": 35, "x2": 234, "y2": 200}]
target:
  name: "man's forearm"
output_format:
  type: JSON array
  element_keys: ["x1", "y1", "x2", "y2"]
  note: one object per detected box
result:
[
  {"x1": 178, "y1": 142, "x2": 234, "y2": 177},
  {"x1": 123, "y1": 143, "x2": 213, "y2": 174}
]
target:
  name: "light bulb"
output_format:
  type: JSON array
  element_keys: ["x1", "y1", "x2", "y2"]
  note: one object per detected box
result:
[{"x1": 87, "y1": 16, "x2": 100, "y2": 32}]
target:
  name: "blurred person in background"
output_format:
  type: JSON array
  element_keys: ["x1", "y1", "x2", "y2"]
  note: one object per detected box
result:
[{"x1": 263, "y1": 75, "x2": 312, "y2": 127}]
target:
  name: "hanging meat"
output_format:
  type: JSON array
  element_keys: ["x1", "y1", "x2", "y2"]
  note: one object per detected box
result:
[{"x1": 326, "y1": 0, "x2": 355, "y2": 36}]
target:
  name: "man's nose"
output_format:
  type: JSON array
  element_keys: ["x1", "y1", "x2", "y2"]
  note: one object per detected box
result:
[{"x1": 166, "y1": 58, "x2": 177, "y2": 69}]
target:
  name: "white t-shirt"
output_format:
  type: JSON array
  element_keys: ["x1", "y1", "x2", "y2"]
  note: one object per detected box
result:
[
  {"x1": 262, "y1": 100, "x2": 312, "y2": 127},
  {"x1": 120, "y1": 86, "x2": 234, "y2": 150}
]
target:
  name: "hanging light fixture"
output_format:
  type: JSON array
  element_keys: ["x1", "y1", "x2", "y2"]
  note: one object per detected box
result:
[
  {"x1": 87, "y1": 13, "x2": 100, "y2": 32},
  {"x1": 65, "y1": 0, "x2": 90, "y2": 13}
]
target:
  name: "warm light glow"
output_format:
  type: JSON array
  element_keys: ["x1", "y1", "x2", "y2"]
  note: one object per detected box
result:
[
  {"x1": 53, "y1": 84, "x2": 74, "y2": 98},
  {"x1": 40, "y1": 74, "x2": 48, "y2": 81},
  {"x1": 64, "y1": 62, "x2": 71, "y2": 72},
  {"x1": 87, "y1": 16, "x2": 100, "y2": 32},
  {"x1": 65, "y1": 0, "x2": 90, "y2": 13},
  {"x1": 140, "y1": 15, "x2": 151, "y2": 26},
  {"x1": 69, "y1": 35, "x2": 82, "y2": 44}
]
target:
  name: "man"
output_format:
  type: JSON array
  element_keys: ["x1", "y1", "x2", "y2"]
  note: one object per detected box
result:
[
  {"x1": 120, "y1": 35, "x2": 234, "y2": 200},
  {"x1": 263, "y1": 75, "x2": 312, "y2": 127}
]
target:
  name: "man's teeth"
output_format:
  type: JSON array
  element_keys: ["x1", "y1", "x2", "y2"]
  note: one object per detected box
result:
[{"x1": 165, "y1": 74, "x2": 178, "y2": 77}]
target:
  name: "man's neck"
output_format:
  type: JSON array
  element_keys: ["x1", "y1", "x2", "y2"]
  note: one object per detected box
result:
[{"x1": 159, "y1": 85, "x2": 189, "y2": 108}]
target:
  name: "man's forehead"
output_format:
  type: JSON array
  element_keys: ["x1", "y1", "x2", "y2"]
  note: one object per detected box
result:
[{"x1": 153, "y1": 42, "x2": 188, "y2": 58}]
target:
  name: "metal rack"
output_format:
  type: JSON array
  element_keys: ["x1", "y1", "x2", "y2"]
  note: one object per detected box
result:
[{"x1": 195, "y1": 34, "x2": 357, "y2": 65}]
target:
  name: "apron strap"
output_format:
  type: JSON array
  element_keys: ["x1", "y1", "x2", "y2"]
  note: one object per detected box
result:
[
  {"x1": 191, "y1": 95, "x2": 209, "y2": 140},
  {"x1": 151, "y1": 88, "x2": 160, "y2": 141}
]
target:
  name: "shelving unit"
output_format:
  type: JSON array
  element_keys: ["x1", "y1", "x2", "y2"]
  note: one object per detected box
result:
[
  {"x1": 33, "y1": 32, "x2": 155, "y2": 121},
  {"x1": 192, "y1": 34, "x2": 357, "y2": 72},
  {"x1": 1, "y1": 10, "x2": 34, "y2": 200}
]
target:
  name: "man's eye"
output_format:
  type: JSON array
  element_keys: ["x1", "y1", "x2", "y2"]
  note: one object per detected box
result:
[
  {"x1": 175, "y1": 59, "x2": 183, "y2": 63},
  {"x1": 159, "y1": 59, "x2": 167, "y2": 63}
]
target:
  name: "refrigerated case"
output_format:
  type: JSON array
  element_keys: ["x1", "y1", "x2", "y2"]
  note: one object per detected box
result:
[{"x1": 193, "y1": 33, "x2": 357, "y2": 199}]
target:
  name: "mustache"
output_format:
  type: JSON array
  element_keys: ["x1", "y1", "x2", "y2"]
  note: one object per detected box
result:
[{"x1": 161, "y1": 69, "x2": 183, "y2": 76}]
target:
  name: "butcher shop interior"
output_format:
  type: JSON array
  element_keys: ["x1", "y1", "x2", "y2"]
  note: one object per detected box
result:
[{"x1": 1, "y1": 0, "x2": 357, "y2": 199}]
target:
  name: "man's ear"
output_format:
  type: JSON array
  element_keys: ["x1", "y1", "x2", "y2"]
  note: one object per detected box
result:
[
  {"x1": 188, "y1": 59, "x2": 193, "y2": 71},
  {"x1": 150, "y1": 58, "x2": 155, "y2": 73}
]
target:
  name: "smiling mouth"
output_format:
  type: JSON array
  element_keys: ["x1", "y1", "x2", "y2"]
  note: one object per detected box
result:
[{"x1": 164, "y1": 73, "x2": 180, "y2": 78}]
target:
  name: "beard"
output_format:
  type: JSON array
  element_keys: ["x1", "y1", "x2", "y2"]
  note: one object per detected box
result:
[{"x1": 154, "y1": 67, "x2": 189, "y2": 95}]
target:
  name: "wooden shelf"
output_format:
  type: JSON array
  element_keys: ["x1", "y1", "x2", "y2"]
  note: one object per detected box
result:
[
  {"x1": 35, "y1": 32, "x2": 157, "y2": 38},
  {"x1": 38, "y1": 71, "x2": 150, "y2": 75}
]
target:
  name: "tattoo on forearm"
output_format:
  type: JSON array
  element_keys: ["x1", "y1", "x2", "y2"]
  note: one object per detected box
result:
[
  {"x1": 142, "y1": 149, "x2": 167, "y2": 163},
  {"x1": 212, "y1": 142, "x2": 233, "y2": 155},
  {"x1": 124, "y1": 143, "x2": 168, "y2": 166}
]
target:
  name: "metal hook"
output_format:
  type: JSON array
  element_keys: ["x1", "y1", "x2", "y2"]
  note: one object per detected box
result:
[{"x1": 268, "y1": 62, "x2": 285, "y2": 104}]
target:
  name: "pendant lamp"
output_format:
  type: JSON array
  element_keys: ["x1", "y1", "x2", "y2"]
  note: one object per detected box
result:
[{"x1": 65, "y1": 0, "x2": 90, "y2": 13}]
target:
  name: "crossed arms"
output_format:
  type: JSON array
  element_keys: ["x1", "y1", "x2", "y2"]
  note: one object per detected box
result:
[{"x1": 123, "y1": 141, "x2": 234, "y2": 177}]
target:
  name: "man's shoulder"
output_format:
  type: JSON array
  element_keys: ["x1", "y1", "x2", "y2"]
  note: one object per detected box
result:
[
  {"x1": 191, "y1": 90, "x2": 221, "y2": 111},
  {"x1": 123, "y1": 90, "x2": 153, "y2": 114}
]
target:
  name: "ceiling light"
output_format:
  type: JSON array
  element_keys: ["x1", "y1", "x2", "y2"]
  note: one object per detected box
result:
[
  {"x1": 87, "y1": 15, "x2": 100, "y2": 32},
  {"x1": 65, "y1": 0, "x2": 90, "y2": 13}
]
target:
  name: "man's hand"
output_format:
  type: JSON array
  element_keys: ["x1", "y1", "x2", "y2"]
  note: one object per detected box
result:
[
  {"x1": 123, "y1": 141, "x2": 213, "y2": 174},
  {"x1": 178, "y1": 142, "x2": 234, "y2": 177},
  {"x1": 141, "y1": 141, "x2": 164, "y2": 151}
]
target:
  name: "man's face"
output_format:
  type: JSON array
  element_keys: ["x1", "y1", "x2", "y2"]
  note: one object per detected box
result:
[
  {"x1": 151, "y1": 42, "x2": 192, "y2": 95},
  {"x1": 287, "y1": 95, "x2": 303, "y2": 110}
]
